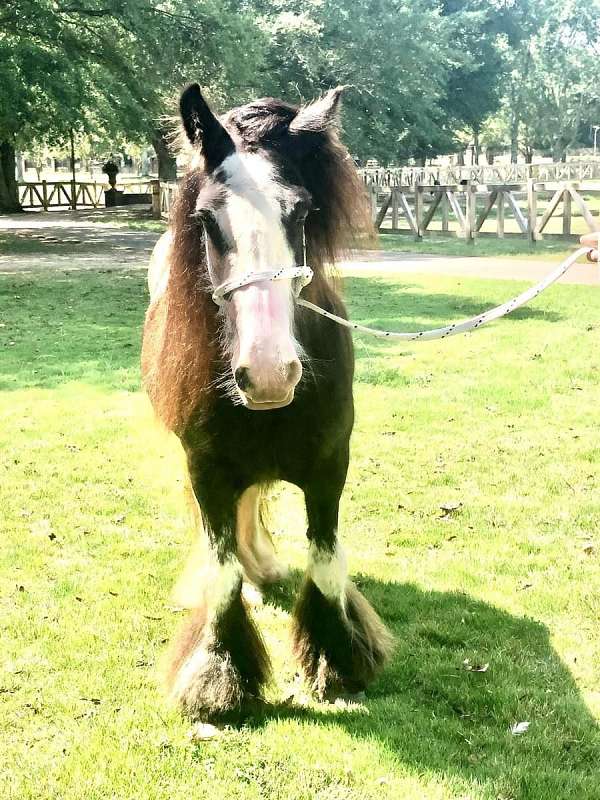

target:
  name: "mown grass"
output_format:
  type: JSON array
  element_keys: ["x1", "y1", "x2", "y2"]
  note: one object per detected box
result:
[
  {"x1": 378, "y1": 232, "x2": 577, "y2": 260},
  {"x1": 1, "y1": 267, "x2": 600, "y2": 800}
]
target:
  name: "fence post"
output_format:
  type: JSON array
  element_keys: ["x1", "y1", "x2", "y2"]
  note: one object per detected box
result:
[
  {"x1": 391, "y1": 188, "x2": 398, "y2": 231},
  {"x1": 151, "y1": 179, "x2": 161, "y2": 218},
  {"x1": 367, "y1": 184, "x2": 376, "y2": 222},
  {"x1": 465, "y1": 181, "x2": 476, "y2": 243},
  {"x1": 527, "y1": 179, "x2": 537, "y2": 245},
  {"x1": 562, "y1": 184, "x2": 571, "y2": 236},
  {"x1": 497, "y1": 189, "x2": 504, "y2": 238},
  {"x1": 441, "y1": 190, "x2": 449, "y2": 233},
  {"x1": 42, "y1": 180, "x2": 48, "y2": 211},
  {"x1": 414, "y1": 183, "x2": 424, "y2": 240}
]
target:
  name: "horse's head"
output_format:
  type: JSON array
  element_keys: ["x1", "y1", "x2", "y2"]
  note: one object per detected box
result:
[{"x1": 179, "y1": 84, "x2": 346, "y2": 411}]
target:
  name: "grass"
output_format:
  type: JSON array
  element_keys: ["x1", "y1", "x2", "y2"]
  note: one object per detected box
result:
[
  {"x1": 1, "y1": 266, "x2": 600, "y2": 800},
  {"x1": 377, "y1": 233, "x2": 576, "y2": 260}
]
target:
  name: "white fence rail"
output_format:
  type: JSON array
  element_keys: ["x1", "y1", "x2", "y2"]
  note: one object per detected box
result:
[{"x1": 360, "y1": 161, "x2": 600, "y2": 189}]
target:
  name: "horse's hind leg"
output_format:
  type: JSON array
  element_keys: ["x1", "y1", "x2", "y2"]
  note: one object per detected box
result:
[
  {"x1": 293, "y1": 457, "x2": 394, "y2": 698},
  {"x1": 165, "y1": 464, "x2": 271, "y2": 720},
  {"x1": 237, "y1": 485, "x2": 288, "y2": 587}
]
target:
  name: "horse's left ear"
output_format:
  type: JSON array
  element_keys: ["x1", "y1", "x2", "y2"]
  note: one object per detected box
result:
[
  {"x1": 289, "y1": 86, "x2": 348, "y2": 133},
  {"x1": 179, "y1": 83, "x2": 235, "y2": 171}
]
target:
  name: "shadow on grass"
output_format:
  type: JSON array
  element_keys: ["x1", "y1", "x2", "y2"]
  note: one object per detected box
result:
[
  {"x1": 0, "y1": 270, "x2": 564, "y2": 392},
  {"x1": 256, "y1": 572, "x2": 599, "y2": 798},
  {"x1": 344, "y1": 276, "x2": 564, "y2": 333}
]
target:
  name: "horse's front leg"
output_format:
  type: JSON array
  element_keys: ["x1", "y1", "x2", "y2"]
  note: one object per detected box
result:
[
  {"x1": 165, "y1": 463, "x2": 271, "y2": 720},
  {"x1": 293, "y1": 457, "x2": 394, "y2": 699}
]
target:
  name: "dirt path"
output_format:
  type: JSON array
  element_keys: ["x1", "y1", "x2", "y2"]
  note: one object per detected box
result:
[
  {"x1": 0, "y1": 207, "x2": 158, "y2": 272},
  {"x1": 1, "y1": 207, "x2": 598, "y2": 285},
  {"x1": 346, "y1": 251, "x2": 600, "y2": 286}
]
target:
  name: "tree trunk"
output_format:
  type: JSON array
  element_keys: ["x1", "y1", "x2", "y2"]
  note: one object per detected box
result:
[
  {"x1": 152, "y1": 129, "x2": 177, "y2": 181},
  {"x1": 510, "y1": 115, "x2": 519, "y2": 164},
  {"x1": 0, "y1": 140, "x2": 21, "y2": 212},
  {"x1": 552, "y1": 139, "x2": 566, "y2": 163},
  {"x1": 473, "y1": 129, "x2": 480, "y2": 166},
  {"x1": 509, "y1": 83, "x2": 519, "y2": 165}
]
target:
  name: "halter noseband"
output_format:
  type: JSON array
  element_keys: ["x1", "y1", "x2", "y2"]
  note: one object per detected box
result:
[{"x1": 206, "y1": 225, "x2": 314, "y2": 307}]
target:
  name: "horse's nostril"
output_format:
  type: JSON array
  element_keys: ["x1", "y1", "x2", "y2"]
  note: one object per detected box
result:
[{"x1": 235, "y1": 366, "x2": 252, "y2": 393}]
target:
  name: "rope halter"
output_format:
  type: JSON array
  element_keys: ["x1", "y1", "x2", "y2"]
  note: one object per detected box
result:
[{"x1": 211, "y1": 265, "x2": 313, "y2": 307}]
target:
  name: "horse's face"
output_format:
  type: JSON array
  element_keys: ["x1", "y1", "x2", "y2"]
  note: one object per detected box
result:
[
  {"x1": 180, "y1": 84, "x2": 343, "y2": 411},
  {"x1": 195, "y1": 151, "x2": 309, "y2": 410}
]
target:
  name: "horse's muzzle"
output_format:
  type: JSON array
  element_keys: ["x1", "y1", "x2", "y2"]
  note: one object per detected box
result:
[{"x1": 234, "y1": 360, "x2": 302, "y2": 410}]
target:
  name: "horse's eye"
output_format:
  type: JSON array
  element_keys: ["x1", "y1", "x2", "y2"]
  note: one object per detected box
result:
[
  {"x1": 292, "y1": 200, "x2": 310, "y2": 221},
  {"x1": 194, "y1": 208, "x2": 212, "y2": 224}
]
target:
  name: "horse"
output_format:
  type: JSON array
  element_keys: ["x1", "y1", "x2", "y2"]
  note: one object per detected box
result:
[{"x1": 141, "y1": 83, "x2": 393, "y2": 720}]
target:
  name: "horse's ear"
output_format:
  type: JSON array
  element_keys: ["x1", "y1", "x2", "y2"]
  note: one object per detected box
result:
[
  {"x1": 179, "y1": 83, "x2": 235, "y2": 170},
  {"x1": 289, "y1": 86, "x2": 348, "y2": 133}
]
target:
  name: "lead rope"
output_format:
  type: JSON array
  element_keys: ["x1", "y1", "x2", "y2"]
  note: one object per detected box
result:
[{"x1": 296, "y1": 246, "x2": 596, "y2": 342}]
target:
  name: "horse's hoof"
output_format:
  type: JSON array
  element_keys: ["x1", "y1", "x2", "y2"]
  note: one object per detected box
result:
[{"x1": 188, "y1": 722, "x2": 224, "y2": 741}]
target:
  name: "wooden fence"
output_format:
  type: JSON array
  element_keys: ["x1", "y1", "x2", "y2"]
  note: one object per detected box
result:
[
  {"x1": 158, "y1": 181, "x2": 178, "y2": 219},
  {"x1": 15, "y1": 175, "x2": 600, "y2": 243},
  {"x1": 368, "y1": 181, "x2": 600, "y2": 241},
  {"x1": 17, "y1": 179, "x2": 155, "y2": 210},
  {"x1": 18, "y1": 180, "x2": 106, "y2": 210},
  {"x1": 361, "y1": 160, "x2": 600, "y2": 189}
]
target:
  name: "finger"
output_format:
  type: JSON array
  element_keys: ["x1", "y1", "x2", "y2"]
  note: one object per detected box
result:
[{"x1": 580, "y1": 232, "x2": 600, "y2": 247}]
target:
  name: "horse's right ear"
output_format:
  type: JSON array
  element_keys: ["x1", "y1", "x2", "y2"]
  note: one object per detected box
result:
[{"x1": 179, "y1": 83, "x2": 235, "y2": 171}]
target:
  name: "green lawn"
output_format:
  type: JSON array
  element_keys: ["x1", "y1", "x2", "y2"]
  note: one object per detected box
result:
[
  {"x1": 1, "y1": 267, "x2": 599, "y2": 800},
  {"x1": 378, "y1": 232, "x2": 577, "y2": 260}
]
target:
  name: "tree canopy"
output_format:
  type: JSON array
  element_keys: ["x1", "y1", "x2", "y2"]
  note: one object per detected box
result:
[{"x1": 1, "y1": 0, "x2": 600, "y2": 210}]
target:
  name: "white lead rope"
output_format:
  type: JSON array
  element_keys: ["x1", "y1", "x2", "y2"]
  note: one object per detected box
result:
[
  {"x1": 298, "y1": 247, "x2": 595, "y2": 342},
  {"x1": 208, "y1": 235, "x2": 595, "y2": 342}
]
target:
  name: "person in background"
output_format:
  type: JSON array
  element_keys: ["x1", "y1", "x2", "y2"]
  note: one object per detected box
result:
[{"x1": 581, "y1": 233, "x2": 599, "y2": 262}]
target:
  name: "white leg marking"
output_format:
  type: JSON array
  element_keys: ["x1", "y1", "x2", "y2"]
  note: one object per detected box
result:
[
  {"x1": 307, "y1": 541, "x2": 347, "y2": 602},
  {"x1": 210, "y1": 556, "x2": 243, "y2": 614}
]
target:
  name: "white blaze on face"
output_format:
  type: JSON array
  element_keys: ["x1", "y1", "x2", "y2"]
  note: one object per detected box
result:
[{"x1": 215, "y1": 152, "x2": 303, "y2": 409}]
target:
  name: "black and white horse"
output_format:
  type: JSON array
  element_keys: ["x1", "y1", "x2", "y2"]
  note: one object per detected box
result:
[{"x1": 142, "y1": 84, "x2": 393, "y2": 719}]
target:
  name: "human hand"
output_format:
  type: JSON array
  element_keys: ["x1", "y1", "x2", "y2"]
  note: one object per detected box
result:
[{"x1": 580, "y1": 233, "x2": 599, "y2": 262}]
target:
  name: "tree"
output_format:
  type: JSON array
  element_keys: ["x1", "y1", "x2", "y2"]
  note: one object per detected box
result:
[
  {"x1": 0, "y1": 0, "x2": 266, "y2": 211},
  {"x1": 0, "y1": 1, "x2": 158, "y2": 210},
  {"x1": 486, "y1": 0, "x2": 600, "y2": 163},
  {"x1": 519, "y1": 1, "x2": 600, "y2": 161}
]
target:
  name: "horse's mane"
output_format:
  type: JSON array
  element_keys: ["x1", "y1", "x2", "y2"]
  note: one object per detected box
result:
[{"x1": 141, "y1": 97, "x2": 372, "y2": 434}]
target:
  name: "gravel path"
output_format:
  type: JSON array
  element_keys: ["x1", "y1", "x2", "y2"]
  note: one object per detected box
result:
[{"x1": 1, "y1": 207, "x2": 598, "y2": 286}]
